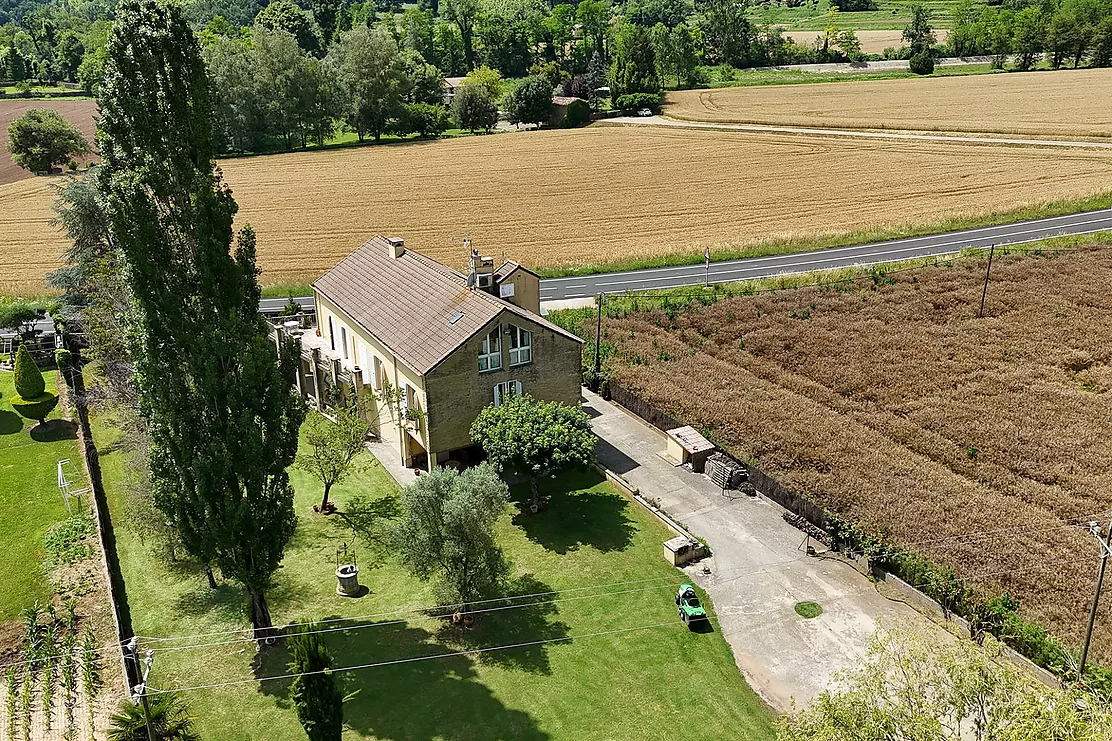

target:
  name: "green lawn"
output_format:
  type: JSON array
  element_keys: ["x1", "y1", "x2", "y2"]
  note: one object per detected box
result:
[
  {"x1": 0, "y1": 369, "x2": 81, "y2": 620},
  {"x1": 97, "y1": 420, "x2": 774, "y2": 740},
  {"x1": 689, "y1": 63, "x2": 999, "y2": 90}
]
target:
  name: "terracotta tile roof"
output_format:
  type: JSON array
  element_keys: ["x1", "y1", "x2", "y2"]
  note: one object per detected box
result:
[
  {"x1": 312, "y1": 237, "x2": 582, "y2": 375},
  {"x1": 551, "y1": 96, "x2": 583, "y2": 106},
  {"x1": 494, "y1": 260, "x2": 534, "y2": 282}
]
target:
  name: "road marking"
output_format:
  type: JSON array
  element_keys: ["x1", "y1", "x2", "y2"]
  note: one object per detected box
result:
[
  {"x1": 541, "y1": 210, "x2": 1112, "y2": 285},
  {"x1": 588, "y1": 218, "x2": 1112, "y2": 289}
]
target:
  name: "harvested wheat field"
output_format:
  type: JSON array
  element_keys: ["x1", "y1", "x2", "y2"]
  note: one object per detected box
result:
[
  {"x1": 0, "y1": 99, "x2": 98, "y2": 186},
  {"x1": 665, "y1": 68, "x2": 1112, "y2": 138},
  {"x1": 4, "y1": 126, "x2": 1112, "y2": 293},
  {"x1": 590, "y1": 247, "x2": 1112, "y2": 660}
]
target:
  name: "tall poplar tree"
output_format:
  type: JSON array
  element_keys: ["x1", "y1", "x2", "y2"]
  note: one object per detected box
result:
[{"x1": 96, "y1": 0, "x2": 305, "y2": 638}]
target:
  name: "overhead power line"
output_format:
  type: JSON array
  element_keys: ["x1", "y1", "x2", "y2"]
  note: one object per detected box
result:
[
  {"x1": 137, "y1": 575, "x2": 678, "y2": 646},
  {"x1": 148, "y1": 620, "x2": 692, "y2": 695},
  {"x1": 147, "y1": 583, "x2": 682, "y2": 655}
]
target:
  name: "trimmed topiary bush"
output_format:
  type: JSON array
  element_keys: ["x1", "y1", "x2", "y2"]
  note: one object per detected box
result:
[
  {"x1": 909, "y1": 50, "x2": 935, "y2": 75},
  {"x1": 11, "y1": 344, "x2": 58, "y2": 423}
]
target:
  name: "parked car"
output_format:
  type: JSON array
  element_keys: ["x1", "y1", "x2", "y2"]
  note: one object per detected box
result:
[
  {"x1": 675, "y1": 584, "x2": 708, "y2": 627},
  {"x1": 636, "y1": 108, "x2": 653, "y2": 117}
]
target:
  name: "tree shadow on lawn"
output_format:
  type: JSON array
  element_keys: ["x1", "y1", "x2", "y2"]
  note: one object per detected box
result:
[
  {"x1": 30, "y1": 418, "x2": 78, "y2": 443},
  {"x1": 512, "y1": 469, "x2": 636, "y2": 555},
  {"x1": 254, "y1": 619, "x2": 550, "y2": 741},
  {"x1": 0, "y1": 410, "x2": 21, "y2": 436},
  {"x1": 172, "y1": 581, "x2": 249, "y2": 625},
  {"x1": 436, "y1": 574, "x2": 570, "y2": 677},
  {"x1": 29, "y1": 418, "x2": 77, "y2": 440}
]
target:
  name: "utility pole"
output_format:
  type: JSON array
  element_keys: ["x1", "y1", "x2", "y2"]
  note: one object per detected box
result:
[
  {"x1": 977, "y1": 244, "x2": 996, "y2": 318},
  {"x1": 125, "y1": 637, "x2": 157, "y2": 741},
  {"x1": 594, "y1": 293, "x2": 604, "y2": 391},
  {"x1": 1080, "y1": 517, "x2": 1112, "y2": 679}
]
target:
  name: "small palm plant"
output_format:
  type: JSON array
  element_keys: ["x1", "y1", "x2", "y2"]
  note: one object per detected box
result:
[{"x1": 107, "y1": 691, "x2": 200, "y2": 741}]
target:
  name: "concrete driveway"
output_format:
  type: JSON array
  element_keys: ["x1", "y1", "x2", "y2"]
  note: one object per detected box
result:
[{"x1": 584, "y1": 389, "x2": 926, "y2": 711}]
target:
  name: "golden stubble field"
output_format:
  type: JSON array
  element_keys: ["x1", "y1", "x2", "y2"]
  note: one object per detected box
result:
[
  {"x1": 665, "y1": 68, "x2": 1112, "y2": 138},
  {"x1": 3, "y1": 125, "x2": 1112, "y2": 293},
  {"x1": 590, "y1": 248, "x2": 1112, "y2": 660}
]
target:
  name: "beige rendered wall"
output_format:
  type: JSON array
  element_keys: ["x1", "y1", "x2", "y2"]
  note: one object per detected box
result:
[{"x1": 315, "y1": 292, "x2": 431, "y2": 463}]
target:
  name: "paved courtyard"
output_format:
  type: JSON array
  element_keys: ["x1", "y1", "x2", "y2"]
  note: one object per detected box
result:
[{"x1": 583, "y1": 388, "x2": 928, "y2": 710}]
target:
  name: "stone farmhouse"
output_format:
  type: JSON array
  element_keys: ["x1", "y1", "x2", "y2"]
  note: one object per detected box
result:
[{"x1": 282, "y1": 236, "x2": 583, "y2": 471}]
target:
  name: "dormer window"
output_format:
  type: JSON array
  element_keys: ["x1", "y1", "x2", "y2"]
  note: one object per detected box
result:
[
  {"x1": 508, "y1": 325, "x2": 532, "y2": 366},
  {"x1": 479, "y1": 329, "x2": 502, "y2": 372}
]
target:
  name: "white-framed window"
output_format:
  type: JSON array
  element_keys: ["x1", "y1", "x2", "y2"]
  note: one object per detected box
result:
[
  {"x1": 508, "y1": 325, "x2": 532, "y2": 366},
  {"x1": 341, "y1": 326, "x2": 349, "y2": 359},
  {"x1": 494, "y1": 380, "x2": 522, "y2": 407},
  {"x1": 479, "y1": 329, "x2": 501, "y2": 372}
]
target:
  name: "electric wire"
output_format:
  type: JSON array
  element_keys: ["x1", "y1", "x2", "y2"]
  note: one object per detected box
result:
[{"x1": 136, "y1": 575, "x2": 678, "y2": 646}]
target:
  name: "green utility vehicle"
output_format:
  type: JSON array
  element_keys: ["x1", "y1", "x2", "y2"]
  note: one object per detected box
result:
[{"x1": 675, "y1": 584, "x2": 707, "y2": 627}]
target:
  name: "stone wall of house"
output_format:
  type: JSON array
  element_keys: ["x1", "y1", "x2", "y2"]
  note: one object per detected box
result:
[{"x1": 424, "y1": 313, "x2": 582, "y2": 456}]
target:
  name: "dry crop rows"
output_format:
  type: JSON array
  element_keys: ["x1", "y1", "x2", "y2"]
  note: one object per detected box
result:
[
  {"x1": 4, "y1": 126, "x2": 1112, "y2": 294},
  {"x1": 593, "y1": 247, "x2": 1112, "y2": 660},
  {"x1": 664, "y1": 68, "x2": 1112, "y2": 138}
]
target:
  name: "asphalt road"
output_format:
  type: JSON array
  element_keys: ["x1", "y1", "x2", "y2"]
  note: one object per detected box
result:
[
  {"x1": 537, "y1": 209, "x2": 1112, "y2": 301},
  {"x1": 254, "y1": 209, "x2": 1112, "y2": 311}
]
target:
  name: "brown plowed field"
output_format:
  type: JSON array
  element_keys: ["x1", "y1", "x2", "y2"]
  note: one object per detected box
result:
[
  {"x1": 0, "y1": 99, "x2": 98, "y2": 186},
  {"x1": 664, "y1": 68, "x2": 1112, "y2": 138},
  {"x1": 3, "y1": 125, "x2": 1112, "y2": 293},
  {"x1": 589, "y1": 247, "x2": 1112, "y2": 660}
]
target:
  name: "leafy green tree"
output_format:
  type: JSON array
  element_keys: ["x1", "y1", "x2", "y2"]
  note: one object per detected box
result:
[
  {"x1": 5, "y1": 40, "x2": 28, "y2": 81},
  {"x1": 398, "y1": 101, "x2": 452, "y2": 137},
  {"x1": 670, "y1": 23, "x2": 697, "y2": 86},
  {"x1": 780, "y1": 627, "x2": 1112, "y2": 741},
  {"x1": 55, "y1": 32, "x2": 85, "y2": 79},
  {"x1": 7, "y1": 108, "x2": 88, "y2": 174},
  {"x1": 902, "y1": 3, "x2": 934, "y2": 55},
  {"x1": 461, "y1": 63, "x2": 505, "y2": 100},
  {"x1": 650, "y1": 22, "x2": 672, "y2": 85},
  {"x1": 432, "y1": 23, "x2": 466, "y2": 74},
  {"x1": 401, "y1": 7, "x2": 434, "y2": 58},
  {"x1": 627, "y1": 0, "x2": 692, "y2": 28},
  {"x1": 1012, "y1": 5, "x2": 1046, "y2": 69},
  {"x1": 310, "y1": 0, "x2": 344, "y2": 45},
  {"x1": 288, "y1": 626, "x2": 345, "y2": 741},
  {"x1": 451, "y1": 83, "x2": 499, "y2": 131},
  {"x1": 252, "y1": 28, "x2": 310, "y2": 149},
  {"x1": 984, "y1": 7, "x2": 1014, "y2": 68},
  {"x1": 204, "y1": 35, "x2": 267, "y2": 153},
  {"x1": 576, "y1": 0, "x2": 610, "y2": 61},
  {"x1": 504, "y1": 74, "x2": 552, "y2": 125},
  {"x1": 10, "y1": 344, "x2": 59, "y2": 424},
  {"x1": 470, "y1": 394, "x2": 594, "y2": 511},
  {"x1": 256, "y1": 0, "x2": 322, "y2": 52},
  {"x1": 329, "y1": 25, "x2": 406, "y2": 141},
  {"x1": 391, "y1": 463, "x2": 510, "y2": 610},
  {"x1": 544, "y1": 3, "x2": 577, "y2": 63},
  {"x1": 445, "y1": 0, "x2": 480, "y2": 69},
  {"x1": 0, "y1": 301, "x2": 42, "y2": 339},
  {"x1": 77, "y1": 46, "x2": 107, "y2": 94},
  {"x1": 295, "y1": 56, "x2": 338, "y2": 146},
  {"x1": 1093, "y1": 14, "x2": 1112, "y2": 65},
  {"x1": 399, "y1": 49, "x2": 446, "y2": 104},
  {"x1": 96, "y1": 0, "x2": 305, "y2": 638},
  {"x1": 610, "y1": 24, "x2": 660, "y2": 102},
  {"x1": 107, "y1": 692, "x2": 199, "y2": 741},
  {"x1": 697, "y1": 0, "x2": 754, "y2": 66},
  {"x1": 586, "y1": 49, "x2": 607, "y2": 103},
  {"x1": 296, "y1": 408, "x2": 370, "y2": 512}
]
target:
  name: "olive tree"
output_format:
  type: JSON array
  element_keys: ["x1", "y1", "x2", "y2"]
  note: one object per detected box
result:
[
  {"x1": 295, "y1": 407, "x2": 371, "y2": 512},
  {"x1": 391, "y1": 463, "x2": 510, "y2": 611}
]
